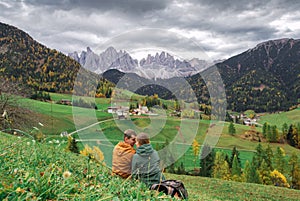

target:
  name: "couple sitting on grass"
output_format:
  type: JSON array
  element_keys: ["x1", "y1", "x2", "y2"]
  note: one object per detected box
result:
[{"x1": 112, "y1": 129, "x2": 165, "y2": 188}]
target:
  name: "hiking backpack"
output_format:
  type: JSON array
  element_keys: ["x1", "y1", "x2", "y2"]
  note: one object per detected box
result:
[{"x1": 150, "y1": 179, "x2": 188, "y2": 199}]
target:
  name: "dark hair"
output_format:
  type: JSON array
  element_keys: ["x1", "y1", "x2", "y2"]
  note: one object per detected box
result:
[
  {"x1": 136, "y1": 132, "x2": 150, "y2": 145},
  {"x1": 124, "y1": 129, "x2": 136, "y2": 139}
]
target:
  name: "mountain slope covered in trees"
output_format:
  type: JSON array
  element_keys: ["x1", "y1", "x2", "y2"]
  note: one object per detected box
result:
[
  {"x1": 0, "y1": 22, "x2": 102, "y2": 95},
  {"x1": 103, "y1": 39, "x2": 300, "y2": 112}
]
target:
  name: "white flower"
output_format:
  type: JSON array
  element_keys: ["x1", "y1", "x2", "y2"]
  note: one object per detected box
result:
[
  {"x1": 63, "y1": 171, "x2": 72, "y2": 179},
  {"x1": 38, "y1": 122, "x2": 44, "y2": 127},
  {"x1": 32, "y1": 140, "x2": 36, "y2": 143},
  {"x1": 27, "y1": 142, "x2": 30, "y2": 145},
  {"x1": 2, "y1": 110, "x2": 7, "y2": 118},
  {"x1": 48, "y1": 141, "x2": 53, "y2": 144},
  {"x1": 55, "y1": 140, "x2": 60, "y2": 144},
  {"x1": 33, "y1": 127, "x2": 39, "y2": 131}
]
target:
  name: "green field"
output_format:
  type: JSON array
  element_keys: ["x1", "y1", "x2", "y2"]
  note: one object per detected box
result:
[
  {"x1": 258, "y1": 107, "x2": 300, "y2": 129},
  {"x1": 11, "y1": 95, "x2": 300, "y2": 172}
]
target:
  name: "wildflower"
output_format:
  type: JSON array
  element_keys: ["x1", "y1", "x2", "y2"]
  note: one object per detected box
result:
[
  {"x1": 13, "y1": 131, "x2": 17, "y2": 135},
  {"x1": 15, "y1": 187, "x2": 25, "y2": 193},
  {"x1": 2, "y1": 110, "x2": 7, "y2": 119},
  {"x1": 27, "y1": 142, "x2": 30, "y2": 145},
  {"x1": 28, "y1": 177, "x2": 36, "y2": 182},
  {"x1": 13, "y1": 168, "x2": 18, "y2": 174},
  {"x1": 48, "y1": 141, "x2": 53, "y2": 144},
  {"x1": 33, "y1": 127, "x2": 39, "y2": 131},
  {"x1": 32, "y1": 140, "x2": 36, "y2": 143},
  {"x1": 38, "y1": 122, "x2": 44, "y2": 127},
  {"x1": 63, "y1": 171, "x2": 72, "y2": 179},
  {"x1": 55, "y1": 140, "x2": 60, "y2": 144}
]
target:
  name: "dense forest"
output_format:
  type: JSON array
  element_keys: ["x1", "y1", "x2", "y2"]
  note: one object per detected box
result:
[{"x1": 0, "y1": 22, "x2": 114, "y2": 97}]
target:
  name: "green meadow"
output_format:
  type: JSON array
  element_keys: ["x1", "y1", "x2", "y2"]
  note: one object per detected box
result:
[{"x1": 14, "y1": 95, "x2": 300, "y2": 171}]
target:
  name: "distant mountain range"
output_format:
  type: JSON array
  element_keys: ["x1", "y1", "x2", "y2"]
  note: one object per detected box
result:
[
  {"x1": 1, "y1": 21, "x2": 299, "y2": 112},
  {"x1": 68, "y1": 47, "x2": 218, "y2": 79},
  {"x1": 102, "y1": 38, "x2": 300, "y2": 112}
]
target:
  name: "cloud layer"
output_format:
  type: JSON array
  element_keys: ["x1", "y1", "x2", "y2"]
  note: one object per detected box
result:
[{"x1": 1, "y1": 0, "x2": 300, "y2": 60}]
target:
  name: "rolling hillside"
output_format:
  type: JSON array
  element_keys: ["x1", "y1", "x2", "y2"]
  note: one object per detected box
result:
[{"x1": 1, "y1": 132, "x2": 300, "y2": 200}]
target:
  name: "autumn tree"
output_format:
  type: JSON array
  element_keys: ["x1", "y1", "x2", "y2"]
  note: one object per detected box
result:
[
  {"x1": 192, "y1": 139, "x2": 200, "y2": 169},
  {"x1": 270, "y1": 169, "x2": 290, "y2": 188},
  {"x1": 212, "y1": 151, "x2": 231, "y2": 180}
]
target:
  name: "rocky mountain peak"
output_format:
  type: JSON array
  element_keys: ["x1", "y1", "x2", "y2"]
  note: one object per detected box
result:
[{"x1": 69, "y1": 47, "x2": 214, "y2": 79}]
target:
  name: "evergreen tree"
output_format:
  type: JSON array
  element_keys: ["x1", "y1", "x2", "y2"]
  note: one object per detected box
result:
[
  {"x1": 229, "y1": 146, "x2": 241, "y2": 169},
  {"x1": 252, "y1": 144, "x2": 265, "y2": 169},
  {"x1": 245, "y1": 160, "x2": 261, "y2": 184},
  {"x1": 199, "y1": 144, "x2": 215, "y2": 177},
  {"x1": 287, "y1": 124, "x2": 298, "y2": 147},
  {"x1": 281, "y1": 123, "x2": 289, "y2": 142},
  {"x1": 262, "y1": 122, "x2": 268, "y2": 138},
  {"x1": 273, "y1": 147, "x2": 287, "y2": 174},
  {"x1": 243, "y1": 160, "x2": 251, "y2": 182},
  {"x1": 231, "y1": 154, "x2": 242, "y2": 181},
  {"x1": 264, "y1": 144, "x2": 273, "y2": 170},
  {"x1": 228, "y1": 122, "x2": 236, "y2": 135},
  {"x1": 266, "y1": 124, "x2": 272, "y2": 142},
  {"x1": 271, "y1": 125, "x2": 278, "y2": 142},
  {"x1": 288, "y1": 152, "x2": 300, "y2": 189},
  {"x1": 259, "y1": 159, "x2": 272, "y2": 185}
]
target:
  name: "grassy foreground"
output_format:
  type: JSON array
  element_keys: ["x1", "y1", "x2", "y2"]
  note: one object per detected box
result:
[{"x1": 1, "y1": 133, "x2": 300, "y2": 201}]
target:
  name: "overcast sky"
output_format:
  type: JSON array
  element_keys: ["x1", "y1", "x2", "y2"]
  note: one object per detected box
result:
[{"x1": 1, "y1": 0, "x2": 300, "y2": 61}]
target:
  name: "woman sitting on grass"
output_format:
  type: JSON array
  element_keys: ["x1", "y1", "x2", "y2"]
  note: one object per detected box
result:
[{"x1": 131, "y1": 132, "x2": 165, "y2": 188}]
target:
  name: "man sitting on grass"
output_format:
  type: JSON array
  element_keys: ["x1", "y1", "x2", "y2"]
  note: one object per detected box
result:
[{"x1": 112, "y1": 129, "x2": 137, "y2": 178}]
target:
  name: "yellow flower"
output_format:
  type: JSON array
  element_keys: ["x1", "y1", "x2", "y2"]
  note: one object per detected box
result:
[
  {"x1": 16, "y1": 187, "x2": 25, "y2": 193},
  {"x1": 63, "y1": 171, "x2": 72, "y2": 179}
]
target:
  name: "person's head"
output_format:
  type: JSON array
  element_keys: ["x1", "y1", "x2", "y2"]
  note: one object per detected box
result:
[
  {"x1": 136, "y1": 132, "x2": 150, "y2": 147},
  {"x1": 123, "y1": 129, "x2": 136, "y2": 147}
]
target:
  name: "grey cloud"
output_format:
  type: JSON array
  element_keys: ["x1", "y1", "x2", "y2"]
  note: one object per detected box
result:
[{"x1": 23, "y1": 0, "x2": 171, "y2": 15}]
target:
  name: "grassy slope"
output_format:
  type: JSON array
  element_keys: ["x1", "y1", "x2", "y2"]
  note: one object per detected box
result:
[
  {"x1": 258, "y1": 107, "x2": 300, "y2": 129},
  {"x1": 13, "y1": 96, "x2": 300, "y2": 170},
  {"x1": 1, "y1": 133, "x2": 300, "y2": 201}
]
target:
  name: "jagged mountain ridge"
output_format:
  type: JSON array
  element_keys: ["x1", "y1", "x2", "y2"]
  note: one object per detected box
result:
[
  {"x1": 69, "y1": 47, "x2": 214, "y2": 79},
  {"x1": 103, "y1": 38, "x2": 300, "y2": 112}
]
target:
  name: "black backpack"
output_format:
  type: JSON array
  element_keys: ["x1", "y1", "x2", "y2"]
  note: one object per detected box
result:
[{"x1": 150, "y1": 180, "x2": 188, "y2": 199}]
